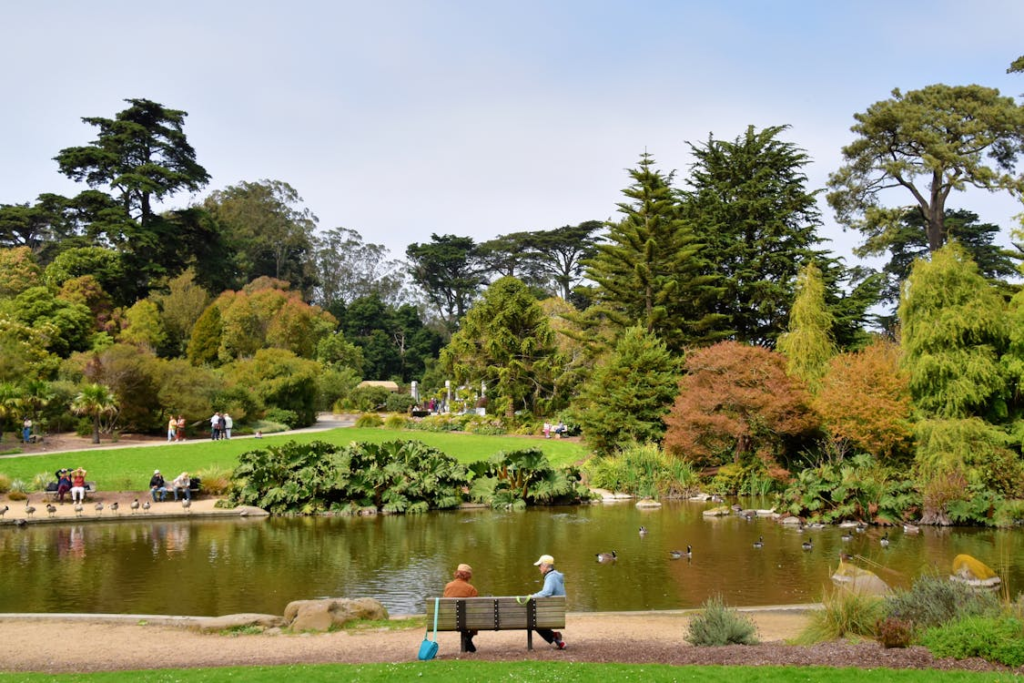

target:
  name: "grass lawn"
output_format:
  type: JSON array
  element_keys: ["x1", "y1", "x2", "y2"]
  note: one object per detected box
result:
[
  {"x1": 0, "y1": 662, "x2": 1010, "y2": 683},
  {"x1": 0, "y1": 428, "x2": 590, "y2": 491}
]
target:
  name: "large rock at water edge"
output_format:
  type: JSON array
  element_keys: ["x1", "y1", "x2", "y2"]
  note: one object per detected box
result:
[
  {"x1": 950, "y1": 554, "x2": 1001, "y2": 589},
  {"x1": 284, "y1": 597, "x2": 389, "y2": 631}
]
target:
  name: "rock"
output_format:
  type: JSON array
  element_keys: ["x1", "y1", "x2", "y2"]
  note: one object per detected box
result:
[
  {"x1": 635, "y1": 498, "x2": 662, "y2": 509},
  {"x1": 702, "y1": 506, "x2": 730, "y2": 517},
  {"x1": 831, "y1": 563, "x2": 890, "y2": 596},
  {"x1": 780, "y1": 516, "x2": 803, "y2": 526},
  {"x1": 284, "y1": 597, "x2": 389, "y2": 631},
  {"x1": 191, "y1": 613, "x2": 285, "y2": 633},
  {"x1": 950, "y1": 554, "x2": 1001, "y2": 588}
]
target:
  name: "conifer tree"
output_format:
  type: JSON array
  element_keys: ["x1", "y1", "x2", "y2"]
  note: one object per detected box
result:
[{"x1": 777, "y1": 263, "x2": 836, "y2": 393}]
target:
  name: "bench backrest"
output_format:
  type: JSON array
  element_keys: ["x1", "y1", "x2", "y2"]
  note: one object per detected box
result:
[{"x1": 426, "y1": 596, "x2": 565, "y2": 631}]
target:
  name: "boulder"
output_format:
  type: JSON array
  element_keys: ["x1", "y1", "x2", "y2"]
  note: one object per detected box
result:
[
  {"x1": 284, "y1": 597, "x2": 389, "y2": 631},
  {"x1": 950, "y1": 554, "x2": 1001, "y2": 589},
  {"x1": 831, "y1": 562, "x2": 890, "y2": 596}
]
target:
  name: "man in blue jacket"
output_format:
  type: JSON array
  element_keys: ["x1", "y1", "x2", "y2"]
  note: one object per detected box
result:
[{"x1": 529, "y1": 554, "x2": 566, "y2": 649}]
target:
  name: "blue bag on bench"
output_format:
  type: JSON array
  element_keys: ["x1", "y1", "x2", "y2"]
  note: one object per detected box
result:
[{"x1": 418, "y1": 597, "x2": 439, "y2": 660}]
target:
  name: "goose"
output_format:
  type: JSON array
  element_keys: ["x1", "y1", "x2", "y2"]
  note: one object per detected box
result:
[
  {"x1": 801, "y1": 538, "x2": 813, "y2": 551},
  {"x1": 130, "y1": 499, "x2": 140, "y2": 514},
  {"x1": 839, "y1": 551, "x2": 854, "y2": 563},
  {"x1": 24, "y1": 502, "x2": 36, "y2": 519},
  {"x1": 752, "y1": 535, "x2": 764, "y2": 549},
  {"x1": 596, "y1": 551, "x2": 618, "y2": 563},
  {"x1": 854, "y1": 522, "x2": 866, "y2": 534},
  {"x1": 46, "y1": 503, "x2": 57, "y2": 518},
  {"x1": 840, "y1": 531, "x2": 853, "y2": 542},
  {"x1": 880, "y1": 532, "x2": 890, "y2": 548},
  {"x1": 110, "y1": 501, "x2": 119, "y2": 516},
  {"x1": 903, "y1": 523, "x2": 920, "y2": 535},
  {"x1": 669, "y1": 545, "x2": 693, "y2": 560},
  {"x1": 638, "y1": 526, "x2": 648, "y2": 537},
  {"x1": 94, "y1": 502, "x2": 104, "y2": 515},
  {"x1": 74, "y1": 503, "x2": 84, "y2": 518},
  {"x1": 0, "y1": 504, "x2": 8, "y2": 519},
  {"x1": 182, "y1": 498, "x2": 192, "y2": 513},
  {"x1": 142, "y1": 501, "x2": 151, "y2": 513},
  {"x1": 15, "y1": 518, "x2": 27, "y2": 527}
]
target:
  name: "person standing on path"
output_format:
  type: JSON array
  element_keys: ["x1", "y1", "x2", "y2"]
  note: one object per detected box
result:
[
  {"x1": 167, "y1": 416, "x2": 177, "y2": 442},
  {"x1": 223, "y1": 413, "x2": 233, "y2": 439},
  {"x1": 526, "y1": 554, "x2": 566, "y2": 649},
  {"x1": 443, "y1": 563, "x2": 479, "y2": 652},
  {"x1": 22, "y1": 417, "x2": 32, "y2": 443}
]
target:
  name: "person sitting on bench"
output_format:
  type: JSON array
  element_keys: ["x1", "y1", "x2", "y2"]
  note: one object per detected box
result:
[
  {"x1": 442, "y1": 563, "x2": 479, "y2": 652},
  {"x1": 172, "y1": 472, "x2": 192, "y2": 501}
]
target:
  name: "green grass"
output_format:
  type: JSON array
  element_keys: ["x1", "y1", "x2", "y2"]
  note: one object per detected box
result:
[
  {"x1": 0, "y1": 428, "x2": 589, "y2": 491},
  {"x1": 0, "y1": 662, "x2": 1011, "y2": 683}
]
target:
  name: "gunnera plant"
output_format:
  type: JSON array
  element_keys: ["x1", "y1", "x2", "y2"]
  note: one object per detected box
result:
[
  {"x1": 796, "y1": 588, "x2": 883, "y2": 643},
  {"x1": 883, "y1": 574, "x2": 999, "y2": 631},
  {"x1": 686, "y1": 595, "x2": 759, "y2": 646}
]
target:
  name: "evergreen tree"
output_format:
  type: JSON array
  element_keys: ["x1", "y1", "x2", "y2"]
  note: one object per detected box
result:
[
  {"x1": 585, "y1": 153, "x2": 726, "y2": 353},
  {"x1": 575, "y1": 326, "x2": 680, "y2": 456},
  {"x1": 777, "y1": 263, "x2": 836, "y2": 393},
  {"x1": 681, "y1": 125, "x2": 828, "y2": 347}
]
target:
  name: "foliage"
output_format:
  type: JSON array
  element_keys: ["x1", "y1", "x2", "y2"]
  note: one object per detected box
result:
[
  {"x1": 384, "y1": 393, "x2": 416, "y2": 413},
  {"x1": 685, "y1": 595, "x2": 759, "y2": 646},
  {"x1": 883, "y1": 574, "x2": 999, "y2": 631},
  {"x1": 312, "y1": 227, "x2": 406, "y2": 314},
  {"x1": 355, "y1": 412, "x2": 383, "y2": 428},
  {"x1": 876, "y1": 616, "x2": 914, "y2": 649},
  {"x1": 467, "y1": 448, "x2": 591, "y2": 510},
  {"x1": 70, "y1": 382, "x2": 118, "y2": 444},
  {"x1": 0, "y1": 246, "x2": 42, "y2": 297},
  {"x1": 194, "y1": 466, "x2": 233, "y2": 495},
  {"x1": 782, "y1": 452, "x2": 918, "y2": 524},
  {"x1": 341, "y1": 295, "x2": 443, "y2": 383},
  {"x1": 777, "y1": 263, "x2": 835, "y2": 392},
  {"x1": 8, "y1": 285, "x2": 93, "y2": 357},
  {"x1": 815, "y1": 338, "x2": 914, "y2": 462},
  {"x1": 0, "y1": 472, "x2": 10, "y2": 492},
  {"x1": 347, "y1": 386, "x2": 391, "y2": 412},
  {"x1": 150, "y1": 268, "x2": 211, "y2": 356},
  {"x1": 383, "y1": 414, "x2": 409, "y2": 430},
  {"x1": 575, "y1": 326, "x2": 680, "y2": 456},
  {"x1": 899, "y1": 243, "x2": 1008, "y2": 420},
  {"x1": 920, "y1": 616, "x2": 1024, "y2": 667},
  {"x1": 230, "y1": 439, "x2": 469, "y2": 514},
  {"x1": 827, "y1": 83, "x2": 1024, "y2": 254},
  {"x1": 663, "y1": 341, "x2": 818, "y2": 469},
  {"x1": 583, "y1": 441, "x2": 699, "y2": 498},
  {"x1": 796, "y1": 589, "x2": 883, "y2": 644},
  {"x1": 406, "y1": 233, "x2": 484, "y2": 333},
  {"x1": 84, "y1": 344, "x2": 162, "y2": 432},
  {"x1": 119, "y1": 299, "x2": 167, "y2": 352},
  {"x1": 225, "y1": 348, "x2": 320, "y2": 428},
  {"x1": 585, "y1": 153, "x2": 727, "y2": 352},
  {"x1": 186, "y1": 303, "x2": 222, "y2": 366},
  {"x1": 442, "y1": 276, "x2": 558, "y2": 419},
  {"x1": 315, "y1": 366, "x2": 360, "y2": 412}
]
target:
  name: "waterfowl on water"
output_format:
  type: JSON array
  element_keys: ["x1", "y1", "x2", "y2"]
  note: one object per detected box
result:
[
  {"x1": 638, "y1": 526, "x2": 648, "y2": 537},
  {"x1": 670, "y1": 545, "x2": 693, "y2": 560},
  {"x1": 801, "y1": 538, "x2": 813, "y2": 551},
  {"x1": 596, "y1": 551, "x2": 618, "y2": 563},
  {"x1": 752, "y1": 535, "x2": 764, "y2": 549},
  {"x1": 840, "y1": 531, "x2": 853, "y2": 542},
  {"x1": 880, "y1": 532, "x2": 890, "y2": 548}
]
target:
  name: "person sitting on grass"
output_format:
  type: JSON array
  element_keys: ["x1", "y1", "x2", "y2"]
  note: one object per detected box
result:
[{"x1": 150, "y1": 470, "x2": 169, "y2": 502}]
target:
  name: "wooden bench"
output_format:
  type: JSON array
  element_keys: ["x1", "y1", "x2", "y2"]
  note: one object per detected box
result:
[
  {"x1": 44, "y1": 481, "x2": 97, "y2": 501},
  {"x1": 425, "y1": 596, "x2": 565, "y2": 651}
]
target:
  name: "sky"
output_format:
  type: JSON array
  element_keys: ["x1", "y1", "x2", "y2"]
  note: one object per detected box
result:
[{"x1": 2, "y1": 1, "x2": 1023, "y2": 267}]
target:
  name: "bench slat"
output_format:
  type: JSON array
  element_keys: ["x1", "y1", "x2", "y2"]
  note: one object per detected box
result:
[{"x1": 426, "y1": 596, "x2": 565, "y2": 631}]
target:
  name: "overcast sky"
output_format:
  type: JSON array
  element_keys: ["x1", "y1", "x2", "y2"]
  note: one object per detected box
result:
[{"x1": 2, "y1": 1, "x2": 1023, "y2": 266}]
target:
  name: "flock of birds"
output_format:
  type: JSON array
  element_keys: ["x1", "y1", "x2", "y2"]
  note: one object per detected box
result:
[
  {"x1": 2, "y1": 497, "x2": 193, "y2": 526},
  {"x1": 592, "y1": 516, "x2": 915, "y2": 565}
]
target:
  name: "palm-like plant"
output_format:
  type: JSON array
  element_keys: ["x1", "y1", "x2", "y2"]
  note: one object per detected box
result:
[
  {"x1": 0, "y1": 382, "x2": 24, "y2": 437},
  {"x1": 71, "y1": 383, "x2": 119, "y2": 444}
]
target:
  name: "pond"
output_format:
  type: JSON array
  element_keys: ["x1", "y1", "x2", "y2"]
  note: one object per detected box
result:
[{"x1": 0, "y1": 500, "x2": 1020, "y2": 617}]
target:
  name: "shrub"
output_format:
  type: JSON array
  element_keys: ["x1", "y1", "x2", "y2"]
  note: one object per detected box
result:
[
  {"x1": 383, "y1": 414, "x2": 409, "y2": 430},
  {"x1": 0, "y1": 473, "x2": 12, "y2": 493},
  {"x1": 883, "y1": 574, "x2": 999, "y2": 630},
  {"x1": 920, "y1": 616, "x2": 1024, "y2": 667},
  {"x1": 32, "y1": 472, "x2": 51, "y2": 491},
  {"x1": 195, "y1": 466, "x2": 233, "y2": 495},
  {"x1": 876, "y1": 616, "x2": 914, "y2": 648},
  {"x1": 796, "y1": 589, "x2": 883, "y2": 643},
  {"x1": 354, "y1": 412, "x2": 383, "y2": 428},
  {"x1": 263, "y1": 408, "x2": 298, "y2": 429},
  {"x1": 584, "y1": 441, "x2": 699, "y2": 498},
  {"x1": 686, "y1": 595, "x2": 759, "y2": 646},
  {"x1": 384, "y1": 393, "x2": 416, "y2": 413},
  {"x1": 347, "y1": 386, "x2": 391, "y2": 412}
]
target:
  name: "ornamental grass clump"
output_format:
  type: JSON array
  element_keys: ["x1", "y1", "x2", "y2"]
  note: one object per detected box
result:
[
  {"x1": 795, "y1": 588, "x2": 883, "y2": 644},
  {"x1": 686, "y1": 595, "x2": 759, "y2": 646},
  {"x1": 354, "y1": 412, "x2": 383, "y2": 428}
]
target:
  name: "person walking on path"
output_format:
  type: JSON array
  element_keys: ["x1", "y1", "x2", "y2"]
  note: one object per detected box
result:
[
  {"x1": 443, "y1": 563, "x2": 479, "y2": 652},
  {"x1": 525, "y1": 554, "x2": 566, "y2": 649}
]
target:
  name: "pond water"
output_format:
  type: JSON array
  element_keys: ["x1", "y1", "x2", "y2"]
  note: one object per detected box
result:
[{"x1": 1, "y1": 500, "x2": 1020, "y2": 616}]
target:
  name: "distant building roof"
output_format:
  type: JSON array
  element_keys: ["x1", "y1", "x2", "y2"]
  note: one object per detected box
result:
[{"x1": 357, "y1": 381, "x2": 400, "y2": 392}]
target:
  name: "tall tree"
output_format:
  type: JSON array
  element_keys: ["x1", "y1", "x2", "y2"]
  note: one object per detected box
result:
[
  {"x1": 406, "y1": 234, "x2": 484, "y2": 333},
  {"x1": 441, "y1": 276, "x2": 558, "y2": 418},
  {"x1": 71, "y1": 382, "x2": 119, "y2": 444},
  {"x1": 586, "y1": 153, "x2": 726, "y2": 353},
  {"x1": 312, "y1": 227, "x2": 406, "y2": 316},
  {"x1": 828, "y1": 84, "x2": 1024, "y2": 253},
  {"x1": 531, "y1": 221, "x2": 603, "y2": 303},
  {"x1": 777, "y1": 262, "x2": 836, "y2": 393},
  {"x1": 682, "y1": 125, "x2": 828, "y2": 347}
]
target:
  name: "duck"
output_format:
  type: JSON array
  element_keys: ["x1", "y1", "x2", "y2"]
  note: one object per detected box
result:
[
  {"x1": 596, "y1": 551, "x2": 618, "y2": 563},
  {"x1": 903, "y1": 523, "x2": 920, "y2": 535},
  {"x1": 46, "y1": 503, "x2": 57, "y2": 518},
  {"x1": 74, "y1": 503, "x2": 84, "y2": 518},
  {"x1": 130, "y1": 499, "x2": 140, "y2": 514},
  {"x1": 880, "y1": 532, "x2": 890, "y2": 548},
  {"x1": 752, "y1": 535, "x2": 764, "y2": 549},
  {"x1": 24, "y1": 501, "x2": 36, "y2": 519},
  {"x1": 638, "y1": 526, "x2": 648, "y2": 537},
  {"x1": 801, "y1": 538, "x2": 813, "y2": 551},
  {"x1": 110, "y1": 501, "x2": 119, "y2": 516}
]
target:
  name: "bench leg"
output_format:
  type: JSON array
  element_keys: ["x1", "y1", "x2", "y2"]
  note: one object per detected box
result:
[{"x1": 527, "y1": 629, "x2": 533, "y2": 651}]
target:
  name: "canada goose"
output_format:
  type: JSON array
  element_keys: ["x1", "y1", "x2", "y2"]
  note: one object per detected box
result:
[
  {"x1": 753, "y1": 535, "x2": 764, "y2": 549},
  {"x1": 802, "y1": 538, "x2": 813, "y2": 551},
  {"x1": 110, "y1": 501, "x2": 119, "y2": 516},
  {"x1": 46, "y1": 503, "x2": 57, "y2": 518},
  {"x1": 0, "y1": 504, "x2": 8, "y2": 519},
  {"x1": 669, "y1": 545, "x2": 693, "y2": 560},
  {"x1": 94, "y1": 502, "x2": 103, "y2": 515},
  {"x1": 880, "y1": 532, "x2": 890, "y2": 548},
  {"x1": 130, "y1": 499, "x2": 140, "y2": 514},
  {"x1": 855, "y1": 523, "x2": 866, "y2": 534},
  {"x1": 182, "y1": 498, "x2": 192, "y2": 512},
  {"x1": 638, "y1": 526, "x2": 648, "y2": 537},
  {"x1": 142, "y1": 501, "x2": 151, "y2": 513},
  {"x1": 74, "y1": 503, "x2": 84, "y2": 518},
  {"x1": 24, "y1": 502, "x2": 36, "y2": 519},
  {"x1": 596, "y1": 551, "x2": 617, "y2": 563},
  {"x1": 840, "y1": 531, "x2": 853, "y2": 542},
  {"x1": 903, "y1": 523, "x2": 920, "y2": 535},
  {"x1": 15, "y1": 518, "x2": 27, "y2": 527}
]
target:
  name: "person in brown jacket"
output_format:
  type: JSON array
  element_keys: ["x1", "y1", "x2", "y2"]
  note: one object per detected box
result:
[{"x1": 443, "y1": 563, "x2": 478, "y2": 652}]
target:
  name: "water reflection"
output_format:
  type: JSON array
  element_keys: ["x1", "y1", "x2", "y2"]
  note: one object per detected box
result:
[{"x1": 0, "y1": 501, "x2": 1021, "y2": 616}]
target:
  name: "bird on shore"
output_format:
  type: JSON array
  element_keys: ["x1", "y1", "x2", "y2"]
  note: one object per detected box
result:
[
  {"x1": 130, "y1": 499, "x2": 140, "y2": 514},
  {"x1": 24, "y1": 501, "x2": 36, "y2": 519},
  {"x1": 753, "y1": 535, "x2": 764, "y2": 549},
  {"x1": 46, "y1": 503, "x2": 57, "y2": 518},
  {"x1": 110, "y1": 501, "x2": 119, "y2": 516},
  {"x1": 142, "y1": 501, "x2": 151, "y2": 513},
  {"x1": 74, "y1": 503, "x2": 84, "y2": 518},
  {"x1": 0, "y1": 505, "x2": 8, "y2": 519},
  {"x1": 638, "y1": 526, "x2": 648, "y2": 537},
  {"x1": 802, "y1": 538, "x2": 813, "y2": 551},
  {"x1": 182, "y1": 498, "x2": 191, "y2": 513},
  {"x1": 94, "y1": 502, "x2": 103, "y2": 515},
  {"x1": 880, "y1": 532, "x2": 890, "y2": 548},
  {"x1": 596, "y1": 551, "x2": 617, "y2": 563}
]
